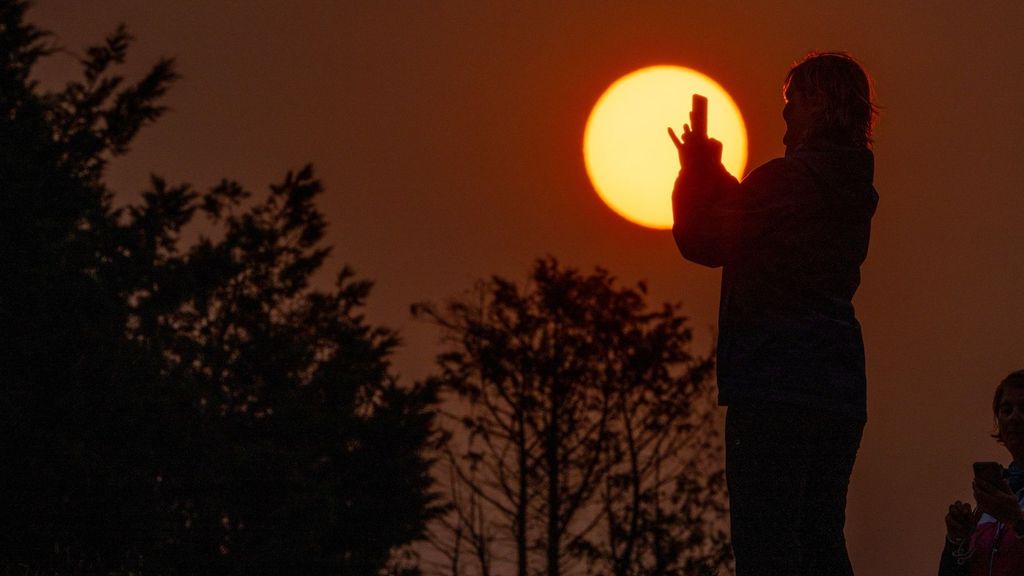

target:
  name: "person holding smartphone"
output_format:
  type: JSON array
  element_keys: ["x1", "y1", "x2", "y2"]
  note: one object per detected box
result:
[
  {"x1": 668, "y1": 52, "x2": 878, "y2": 576},
  {"x1": 939, "y1": 370, "x2": 1024, "y2": 576}
]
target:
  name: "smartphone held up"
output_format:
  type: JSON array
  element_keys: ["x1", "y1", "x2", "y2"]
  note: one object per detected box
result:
[
  {"x1": 973, "y1": 461, "x2": 1003, "y2": 486},
  {"x1": 691, "y1": 93, "x2": 708, "y2": 138}
]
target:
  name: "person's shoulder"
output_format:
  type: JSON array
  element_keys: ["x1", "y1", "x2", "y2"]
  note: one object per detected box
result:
[
  {"x1": 744, "y1": 157, "x2": 788, "y2": 177},
  {"x1": 741, "y1": 156, "x2": 814, "y2": 191}
]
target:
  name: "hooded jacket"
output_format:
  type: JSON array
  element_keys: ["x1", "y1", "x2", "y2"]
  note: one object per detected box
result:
[{"x1": 672, "y1": 137, "x2": 878, "y2": 420}]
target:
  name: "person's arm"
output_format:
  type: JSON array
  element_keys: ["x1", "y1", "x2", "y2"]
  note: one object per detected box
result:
[
  {"x1": 672, "y1": 153, "x2": 813, "y2": 269},
  {"x1": 937, "y1": 538, "x2": 971, "y2": 576},
  {"x1": 671, "y1": 160, "x2": 739, "y2": 268},
  {"x1": 937, "y1": 501, "x2": 975, "y2": 576},
  {"x1": 667, "y1": 122, "x2": 741, "y2": 267}
]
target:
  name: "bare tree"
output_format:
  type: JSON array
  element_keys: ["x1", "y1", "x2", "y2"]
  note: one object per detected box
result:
[
  {"x1": 593, "y1": 352, "x2": 730, "y2": 576},
  {"x1": 415, "y1": 258, "x2": 731, "y2": 576}
]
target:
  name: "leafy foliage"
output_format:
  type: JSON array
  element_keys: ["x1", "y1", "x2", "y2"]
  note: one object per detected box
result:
[{"x1": 0, "y1": 2, "x2": 439, "y2": 573}]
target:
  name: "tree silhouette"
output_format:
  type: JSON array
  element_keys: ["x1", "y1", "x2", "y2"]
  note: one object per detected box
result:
[
  {"x1": 123, "y1": 169, "x2": 444, "y2": 574},
  {"x1": 414, "y1": 258, "x2": 731, "y2": 576},
  {"x1": 0, "y1": 2, "x2": 440, "y2": 573}
]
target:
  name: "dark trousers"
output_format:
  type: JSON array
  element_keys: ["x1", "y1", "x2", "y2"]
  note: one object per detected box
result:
[{"x1": 725, "y1": 403, "x2": 864, "y2": 576}]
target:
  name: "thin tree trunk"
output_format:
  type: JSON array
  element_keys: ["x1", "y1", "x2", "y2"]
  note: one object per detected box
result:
[
  {"x1": 451, "y1": 523, "x2": 461, "y2": 576},
  {"x1": 653, "y1": 451, "x2": 665, "y2": 576},
  {"x1": 472, "y1": 491, "x2": 491, "y2": 576},
  {"x1": 547, "y1": 381, "x2": 560, "y2": 576},
  {"x1": 517, "y1": 402, "x2": 528, "y2": 576},
  {"x1": 615, "y1": 393, "x2": 642, "y2": 576}
]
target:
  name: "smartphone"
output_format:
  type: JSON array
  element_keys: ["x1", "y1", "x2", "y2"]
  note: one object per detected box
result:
[
  {"x1": 973, "y1": 461, "x2": 1003, "y2": 485},
  {"x1": 691, "y1": 94, "x2": 708, "y2": 138}
]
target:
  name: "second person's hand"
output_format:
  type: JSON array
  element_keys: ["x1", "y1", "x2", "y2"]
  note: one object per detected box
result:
[
  {"x1": 944, "y1": 500, "x2": 974, "y2": 543},
  {"x1": 974, "y1": 476, "x2": 1022, "y2": 526}
]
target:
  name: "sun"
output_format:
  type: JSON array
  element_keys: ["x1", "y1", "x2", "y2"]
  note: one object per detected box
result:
[{"x1": 583, "y1": 66, "x2": 748, "y2": 229}]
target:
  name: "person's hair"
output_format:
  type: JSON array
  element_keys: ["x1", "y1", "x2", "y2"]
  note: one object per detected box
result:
[
  {"x1": 991, "y1": 369, "x2": 1024, "y2": 441},
  {"x1": 784, "y1": 51, "x2": 878, "y2": 147}
]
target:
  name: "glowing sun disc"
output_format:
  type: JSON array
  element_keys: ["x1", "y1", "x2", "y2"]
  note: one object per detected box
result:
[{"x1": 583, "y1": 66, "x2": 748, "y2": 229}]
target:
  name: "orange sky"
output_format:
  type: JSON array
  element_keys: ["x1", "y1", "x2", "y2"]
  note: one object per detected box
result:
[{"x1": 32, "y1": 1, "x2": 1024, "y2": 574}]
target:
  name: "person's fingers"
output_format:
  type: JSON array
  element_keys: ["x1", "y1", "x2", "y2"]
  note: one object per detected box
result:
[
  {"x1": 947, "y1": 503, "x2": 973, "y2": 532},
  {"x1": 974, "y1": 483, "x2": 999, "y2": 512},
  {"x1": 945, "y1": 511, "x2": 960, "y2": 527},
  {"x1": 681, "y1": 123, "x2": 695, "y2": 144},
  {"x1": 977, "y1": 476, "x2": 1008, "y2": 492},
  {"x1": 973, "y1": 486, "x2": 987, "y2": 509},
  {"x1": 668, "y1": 127, "x2": 682, "y2": 148},
  {"x1": 975, "y1": 477, "x2": 1005, "y2": 496},
  {"x1": 950, "y1": 515, "x2": 968, "y2": 528},
  {"x1": 950, "y1": 502, "x2": 967, "y2": 519}
]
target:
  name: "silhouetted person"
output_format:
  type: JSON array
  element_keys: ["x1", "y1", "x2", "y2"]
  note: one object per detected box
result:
[
  {"x1": 669, "y1": 52, "x2": 879, "y2": 576},
  {"x1": 939, "y1": 370, "x2": 1024, "y2": 576}
]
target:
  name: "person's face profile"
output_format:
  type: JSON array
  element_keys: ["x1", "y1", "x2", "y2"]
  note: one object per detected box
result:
[
  {"x1": 783, "y1": 87, "x2": 811, "y2": 147},
  {"x1": 782, "y1": 83, "x2": 827, "y2": 149}
]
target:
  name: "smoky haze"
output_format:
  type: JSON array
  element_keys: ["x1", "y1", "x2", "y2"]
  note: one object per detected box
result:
[{"x1": 30, "y1": 1, "x2": 1024, "y2": 574}]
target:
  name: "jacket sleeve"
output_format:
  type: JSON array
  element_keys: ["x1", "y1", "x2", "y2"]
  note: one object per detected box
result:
[
  {"x1": 671, "y1": 162, "x2": 740, "y2": 268},
  {"x1": 672, "y1": 158, "x2": 809, "y2": 268}
]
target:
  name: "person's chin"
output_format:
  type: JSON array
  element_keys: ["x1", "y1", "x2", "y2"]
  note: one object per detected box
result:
[
  {"x1": 1005, "y1": 437, "x2": 1024, "y2": 455},
  {"x1": 783, "y1": 129, "x2": 796, "y2": 148}
]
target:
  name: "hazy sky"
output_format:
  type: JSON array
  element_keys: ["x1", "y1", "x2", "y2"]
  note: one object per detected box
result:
[{"x1": 32, "y1": 1, "x2": 1024, "y2": 574}]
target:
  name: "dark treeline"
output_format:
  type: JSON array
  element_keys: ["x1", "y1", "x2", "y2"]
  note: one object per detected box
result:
[
  {"x1": 0, "y1": 2, "x2": 729, "y2": 575},
  {"x1": 1, "y1": 1, "x2": 438, "y2": 573}
]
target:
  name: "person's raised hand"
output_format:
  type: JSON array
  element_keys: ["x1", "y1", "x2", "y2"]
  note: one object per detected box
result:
[
  {"x1": 944, "y1": 500, "x2": 975, "y2": 543},
  {"x1": 973, "y1": 476, "x2": 1023, "y2": 526},
  {"x1": 667, "y1": 119, "x2": 723, "y2": 174}
]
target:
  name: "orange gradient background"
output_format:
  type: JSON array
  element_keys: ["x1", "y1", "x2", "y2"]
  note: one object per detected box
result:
[{"x1": 29, "y1": 2, "x2": 1024, "y2": 575}]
